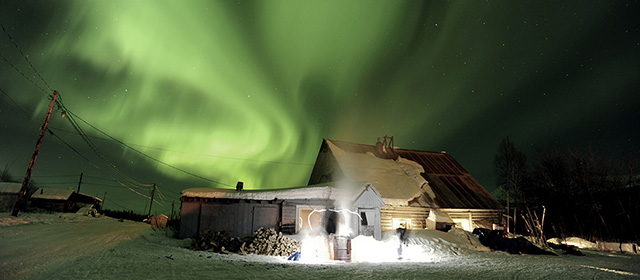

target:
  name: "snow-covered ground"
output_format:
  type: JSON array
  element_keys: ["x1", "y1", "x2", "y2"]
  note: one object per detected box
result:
[{"x1": 1, "y1": 213, "x2": 639, "y2": 279}]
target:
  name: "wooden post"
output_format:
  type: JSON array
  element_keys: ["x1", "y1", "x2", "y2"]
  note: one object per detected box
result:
[
  {"x1": 541, "y1": 205, "x2": 546, "y2": 236},
  {"x1": 76, "y1": 172, "x2": 83, "y2": 193},
  {"x1": 506, "y1": 188, "x2": 510, "y2": 233},
  {"x1": 12, "y1": 90, "x2": 59, "y2": 216},
  {"x1": 513, "y1": 207, "x2": 517, "y2": 235},
  {"x1": 147, "y1": 184, "x2": 156, "y2": 218}
]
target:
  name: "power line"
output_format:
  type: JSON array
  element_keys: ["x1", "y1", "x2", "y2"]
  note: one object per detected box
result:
[
  {"x1": 0, "y1": 87, "x2": 127, "y2": 195},
  {"x1": 0, "y1": 53, "x2": 49, "y2": 95},
  {"x1": 1, "y1": 24, "x2": 52, "y2": 91},
  {"x1": 84, "y1": 175, "x2": 134, "y2": 182},
  {"x1": 0, "y1": 87, "x2": 98, "y2": 169},
  {"x1": 64, "y1": 110, "x2": 234, "y2": 188},
  {"x1": 0, "y1": 27, "x2": 168, "y2": 207},
  {"x1": 49, "y1": 126, "x2": 314, "y2": 166},
  {"x1": 1, "y1": 24, "x2": 234, "y2": 189},
  {"x1": 155, "y1": 187, "x2": 168, "y2": 205},
  {"x1": 79, "y1": 182, "x2": 134, "y2": 188},
  {"x1": 31, "y1": 174, "x2": 79, "y2": 178},
  {"x1": 59, "y1": 107, "x2": 153, "y2": 188},
  {"x1": 47, "y1": 129, "x2": 98, "y2": 166},
  {"x1": 105, "y1": 199, "x2": 133, "y2": 211},
  {"x1": 0, "y1": 86, "x2": 38, "y2": 122},
  {"x1": 0, "y1": 24, "x2": 142, "y2": 190}
]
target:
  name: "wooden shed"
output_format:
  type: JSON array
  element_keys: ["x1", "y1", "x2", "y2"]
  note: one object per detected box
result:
[
  {"x1": 0, "y1": 182, "x2": 21, "y2": 212},
  {"x1": 308, "y1": 138, "x2": 504, "y2": 232},
  {"x1": 179, "y1": 182, "x2": 385, "y2": 240},
  {"x1": 30, "y1": 188, "x2": 102, "y2": 212}
]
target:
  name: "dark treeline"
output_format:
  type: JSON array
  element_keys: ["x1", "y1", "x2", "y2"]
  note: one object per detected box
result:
[
  {"x1": 101, "y1": 209, "x2": 148, "y2": 222},
  {"x1": 495, "y1": 137, "x2": 639, "y2": 243},
  {"x1": 2, "y1": 165, "x2": 39, "y2": 196}
]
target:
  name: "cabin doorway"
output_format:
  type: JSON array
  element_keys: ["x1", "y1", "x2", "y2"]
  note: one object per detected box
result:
[
  {"x1": 296, "y1": 205, "x2": 324, "y2": 232},
  {"x1": 359, "y1": 208, "x2": 377, "y2": 237}
]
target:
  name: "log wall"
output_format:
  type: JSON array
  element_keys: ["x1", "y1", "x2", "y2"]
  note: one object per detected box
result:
[{"x1": 381, "y1": 206, "x2": 429, "y2": 230}]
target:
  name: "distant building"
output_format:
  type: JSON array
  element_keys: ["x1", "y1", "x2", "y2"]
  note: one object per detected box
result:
[
  {"x1": 0, "y1": 182, "x2": 21, "y2": 212},
  {"x1": 30, "y1": 188, "x2": 102, "y2": 212},
  {"x1": 308, "y1": 138, "x2": 504, "y2": 231}
]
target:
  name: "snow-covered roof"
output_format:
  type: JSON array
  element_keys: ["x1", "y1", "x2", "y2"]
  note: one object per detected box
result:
[
  {"x1": 324, "y1": 140, "x2": 428, "y2": 206},
  {"x1": 182, "y1": 182, "x2": 383, "y2": 206},
  {"x1": 427, "y1": 209, "x2": 455, "y2": 224},
  {"x1": 313, "y1": 139, "x2": 503, "y2": 209},
  {"x1": 0, "y1": 182, "x2": 21, "y2": 194},
  {"x1": 31, "y1": 188, "x2": 74, "y2": 200}
]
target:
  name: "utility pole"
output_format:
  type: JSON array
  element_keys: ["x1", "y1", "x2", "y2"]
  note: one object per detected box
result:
[
  {"x1": 12, "y1": 90, "x2": 59, "y2": 216},
  {"x1": 76, "y1": 172, "x2": 83, "y2": 193},
  {"x1": 147, "y1": 184, "x2": 156, "y2": 218}
]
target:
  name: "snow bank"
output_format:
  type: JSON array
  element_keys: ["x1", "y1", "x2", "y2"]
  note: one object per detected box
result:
[
  {"x1": 3, "y1": 213, "x2": 640, "y2": 279},
  {"x1": 547, "y1": 237, "x2": 597, "y2": 249},
  {"x1": 286, "y1": 228, "x2": 490, "y2": 264}
]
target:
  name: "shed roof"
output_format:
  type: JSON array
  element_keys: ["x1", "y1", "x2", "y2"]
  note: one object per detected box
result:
[
  {"x1": 31, "y1": 188, "x2": 74, "y2": 200},
  {"x1": 182, "y1": 182, "x2": 385, "y2": 207},
  {"x1": 320, "y1": 139, "x2": 503, "y2": 210},
  {"x1": 0, "y1": 182, "x2": 21, "y2": 194}
]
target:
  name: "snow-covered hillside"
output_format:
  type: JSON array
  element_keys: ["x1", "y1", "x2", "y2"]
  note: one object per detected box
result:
[{"x1": 1, "y1": 213, "x2": 638, "y2": 279}]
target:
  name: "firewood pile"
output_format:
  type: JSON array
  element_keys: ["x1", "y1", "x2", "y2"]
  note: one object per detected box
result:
[
  {"x1": 190, "y1": 227, "x2": 300, "y2": 257},
  {"x1": 190, "y1": 230, "x2": 249, "y2": 253},
  {"x1": 240, "y1": 227, "x2": 300, "y2": 257}
]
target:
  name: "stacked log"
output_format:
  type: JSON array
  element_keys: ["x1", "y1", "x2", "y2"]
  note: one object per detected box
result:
[
  {"x1": 241, "y1": 227, "x2": 300, "y2": 257},
  {"x1": 190, "y1": 227, "x2": 300, "y2": 257}
]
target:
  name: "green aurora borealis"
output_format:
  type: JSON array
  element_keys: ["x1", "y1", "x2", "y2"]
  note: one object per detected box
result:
[{"x1": 1, "y1": 0, "x2": 639, "y2": 213}]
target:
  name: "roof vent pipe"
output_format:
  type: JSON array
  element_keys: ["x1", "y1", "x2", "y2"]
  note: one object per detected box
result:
[
  {"x1": 374, "y1": 136, "x2": 399, "y2": 160},
  {"x1": 235, "y1": 181, "x2": 244, "y2": 192}
]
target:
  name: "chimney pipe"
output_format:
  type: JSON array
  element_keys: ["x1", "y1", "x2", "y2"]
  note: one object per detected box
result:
[{"x1": 235, "y1": 181, "x2": 244, "y2": 191}]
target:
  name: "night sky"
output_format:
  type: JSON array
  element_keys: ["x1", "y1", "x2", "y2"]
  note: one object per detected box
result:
[{"x1": 1, "y1": 1, "x2": 639, "y2": 214}]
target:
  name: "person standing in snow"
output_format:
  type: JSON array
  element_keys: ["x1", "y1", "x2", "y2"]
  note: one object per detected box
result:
[
  {"x1": 397, "y1": 223, "x2": 408, "y2": 246},
  {"x1": 397, "y1": 223, "x2": 408, "y2": 260}
]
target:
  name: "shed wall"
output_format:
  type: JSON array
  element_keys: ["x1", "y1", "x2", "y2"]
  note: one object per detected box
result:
[
  {"x1": 30, "y1": 199, "x2": 70, "y2": 212},
  {"x1": 179, "y1": 202, "x2": 201, "y2": 238},
  {"x1": 179, "y1": 199, "x2": 281, "y2": 238},
  {"x1": 0, "y1": 194, "x2": 18, "y2": 212}
]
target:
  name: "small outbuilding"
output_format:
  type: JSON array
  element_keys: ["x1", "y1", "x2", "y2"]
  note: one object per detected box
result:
[
  {"x1": 150, "y1": 214, "x2": 169, "y2": 228},
  {"x1": 179, "y1": 182, "x2": 386, "y2": 240},
  {"x1": 30, "y1": 188, "x2": 102, "y2": 212},
  {"x1": 0, "y1": 182, "x2": 21, "y2": 212}
]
